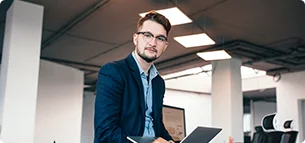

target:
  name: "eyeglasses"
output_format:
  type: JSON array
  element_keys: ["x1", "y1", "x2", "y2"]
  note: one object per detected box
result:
[{"x1": 136, "y1": 31, "x2": 168, "y2": 45}]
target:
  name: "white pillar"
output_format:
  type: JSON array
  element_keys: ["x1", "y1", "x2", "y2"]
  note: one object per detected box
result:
[
  {"x1": 276, "y1": 71, "x2": 305, "y2": 143},
  {"x1": 0, "y1": 1, "x2": 43, "y2": 143},
  {"x1": 211, "y1": 58, "x2": 243, "y2": 143}
]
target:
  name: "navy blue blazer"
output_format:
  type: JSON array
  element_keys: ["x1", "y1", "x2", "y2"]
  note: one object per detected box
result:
[{"x1": 94, "y1": 53, "x2": 173, "y2": 143}]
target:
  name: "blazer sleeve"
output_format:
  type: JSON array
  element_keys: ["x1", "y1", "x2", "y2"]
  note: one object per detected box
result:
[{"x1": 94, "y1": 63, "x2": 128, "y2": 143}]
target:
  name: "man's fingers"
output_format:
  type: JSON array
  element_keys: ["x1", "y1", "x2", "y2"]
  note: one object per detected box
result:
[{"x1": 153, "y1": 137, "x2": 169, "y2": 143}]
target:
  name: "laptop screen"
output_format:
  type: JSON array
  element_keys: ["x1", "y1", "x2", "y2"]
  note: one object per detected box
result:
[{"x1": 180, "y1": 126, "x2": 222, "y2": 143}]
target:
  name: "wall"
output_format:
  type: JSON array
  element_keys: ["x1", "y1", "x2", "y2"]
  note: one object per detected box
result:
[
  {"x1": 165, "y1": 74, "x2": 211, "y2": 93},
  {"x1": 34, "y1": 60, "x2": 84, "y2": 143},
  {"x1": 299, "y1": 99, "x2": 305, "y2": 142},
  {"x1": 163, "y1": 89, "x2": 212, "y2": 135},
  {"x1": 277, "y1": 71, "x2": 305, "y2": 143},
  {"x1": 302, "y1": 100, "x2": 305, "y2": 142},
  {"x1": 242, "y1": 76, "x2": 276, "y2": 91},
  {"x1": 81, "y1": 92, "x2": 95, "y2": 143},
  {"x1": 165, "y1": 75, "x2": 276, "y2": 93},
  {"x1": 252, "y1": 101, "x2": 277, "y2": 127}
]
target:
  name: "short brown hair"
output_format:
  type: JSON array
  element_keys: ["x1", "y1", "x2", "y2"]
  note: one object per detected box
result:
[{"x1": 137, "y1": 11, "x2": 171, "y2": 36}]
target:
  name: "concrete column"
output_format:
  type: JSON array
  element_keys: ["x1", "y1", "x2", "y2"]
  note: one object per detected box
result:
[
  {"x1": 276, "y1": 71, "x2": 305, "y2": 143},
  {"x1": 211, "y1": 58, "x2": 243, "y2": 143},
  {"x1": 0, "y1": 1, "x2": 43, "y2": 143}
]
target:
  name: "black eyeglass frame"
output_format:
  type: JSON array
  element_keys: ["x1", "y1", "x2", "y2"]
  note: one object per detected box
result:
[{"x1": 136, "y1": 31, "x2": 168, "y2": 42}]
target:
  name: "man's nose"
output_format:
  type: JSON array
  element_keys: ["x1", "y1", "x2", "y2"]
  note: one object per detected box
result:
[{"x1": 148, "y1": 37, "x2": 157, "y2": 46}]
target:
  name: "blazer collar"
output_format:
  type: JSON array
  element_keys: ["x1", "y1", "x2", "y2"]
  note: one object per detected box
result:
[
  {"x1": 126, "y1": 53, "x2": 139, "y2": 72},
  {"x1": 125, "y1": 53, "x2": 146, "y2": 115}
]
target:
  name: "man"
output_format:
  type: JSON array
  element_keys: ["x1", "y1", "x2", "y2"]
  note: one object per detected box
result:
[{"x1": 94, "y1": 11, "x2": 174, "y2": 143}]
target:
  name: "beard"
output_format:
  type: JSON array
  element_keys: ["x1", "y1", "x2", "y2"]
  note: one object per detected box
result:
[{"x1": 137, "y1": 47, "x2": 158, "y2": 63}]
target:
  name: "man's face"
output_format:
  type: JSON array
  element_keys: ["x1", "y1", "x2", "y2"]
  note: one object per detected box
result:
[{"x1": 133, "y1": 20, "x2": 168, "y2": 63}]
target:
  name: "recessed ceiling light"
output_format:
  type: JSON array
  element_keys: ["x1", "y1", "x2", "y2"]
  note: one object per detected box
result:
[
  {"x1": 139, "y1": 7, "x2": 192, "y2": 26},
  {"x1": 174, "y1": 33, "x2": 215, "y2": 48},
  {"x1": 197, "y1": 50, "x2": 231, "y2": 61}
]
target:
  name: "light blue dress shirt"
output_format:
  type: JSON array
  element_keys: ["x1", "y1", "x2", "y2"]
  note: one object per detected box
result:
[{"x1": 132, "y1": 52, "x2": 158, "y2": 137}]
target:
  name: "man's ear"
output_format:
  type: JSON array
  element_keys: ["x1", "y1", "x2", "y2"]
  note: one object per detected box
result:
[
  {"x1": 133, "y1": 33, "x2": 138, "y2": 46},
  {"x1": 163, "y1": 42, "x2": 169, "y2": 52}
]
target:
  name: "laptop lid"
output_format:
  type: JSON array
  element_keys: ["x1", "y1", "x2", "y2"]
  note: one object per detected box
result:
[
  {"x1": 127, "y1": 136, "x2": 156, "y2": 143},
  {"x1": 180, "y1": 126, "x2": 222, "y2": 143}
]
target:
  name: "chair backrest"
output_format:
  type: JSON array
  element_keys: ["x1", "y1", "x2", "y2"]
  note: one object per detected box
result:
[
  {"x1": 252, "y1": 126, "x2": 268, "y2": 143},
  {"x1": 266, "y1": 131, "x2": 284, "y2": 143},
  {"x1": 280, "y1": 131, "x2": 298, "y2": 143},
  {"x1": 261, "y1": 113, "x2": 284, "y2": 143},
  {"x1": 280, "y1": 120, "x2": 298, "y2": 143}
]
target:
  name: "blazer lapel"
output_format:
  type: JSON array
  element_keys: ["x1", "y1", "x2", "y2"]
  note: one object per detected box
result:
[
  {"x1": 131, "y1": 71, "x2": 146, "y2": 115},
  {"x1": 126, "y1": 53, "x2": 146, "y2": 115},
  {"x1": 152, "y1": 77, "x2": 160, "y2": 121}
]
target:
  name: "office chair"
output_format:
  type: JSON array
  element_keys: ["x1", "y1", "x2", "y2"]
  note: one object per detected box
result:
[
  {"x1": 280, "y1": 120, "x2": 298, "y2": 143},
  {"x1": 261, "y1": 113, "x2": 284, "y2": 143},
  {"x1": 252, "y1": 126, "x2": 267, "y2": 143}
]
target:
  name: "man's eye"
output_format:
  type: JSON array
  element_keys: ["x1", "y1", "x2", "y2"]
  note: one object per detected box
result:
[
  {"x1": 144, "y1": 33, "x2": 153, "y2": 38},
  {"x1": 157, "y1": 37, "x2": 166, "y2": 42}
]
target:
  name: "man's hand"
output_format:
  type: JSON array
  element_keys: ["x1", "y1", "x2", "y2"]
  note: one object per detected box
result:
[{"x1": 153, "y1": 137, "x2": 170, "y2": 143}]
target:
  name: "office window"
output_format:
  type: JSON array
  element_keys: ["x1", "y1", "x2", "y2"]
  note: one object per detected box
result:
[{"x1": 244, "y1": 113, "x2": 251, "y2": 132}]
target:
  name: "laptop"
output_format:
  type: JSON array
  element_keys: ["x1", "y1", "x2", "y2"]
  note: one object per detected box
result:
[
  {"x1": 179, "y1": 126, "x2": 222, "y2": 143},
  {"x1": 127, "y1": 126, "x2": 222, "y2": 143},
  {"x1": 127, "y1": 136, "x2": 157, "y2": 143}
]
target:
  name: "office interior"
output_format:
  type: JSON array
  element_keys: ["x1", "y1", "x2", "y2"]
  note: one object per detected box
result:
[{"x1": 0, "y1": 0, "x2": 305, "y2": 143}]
